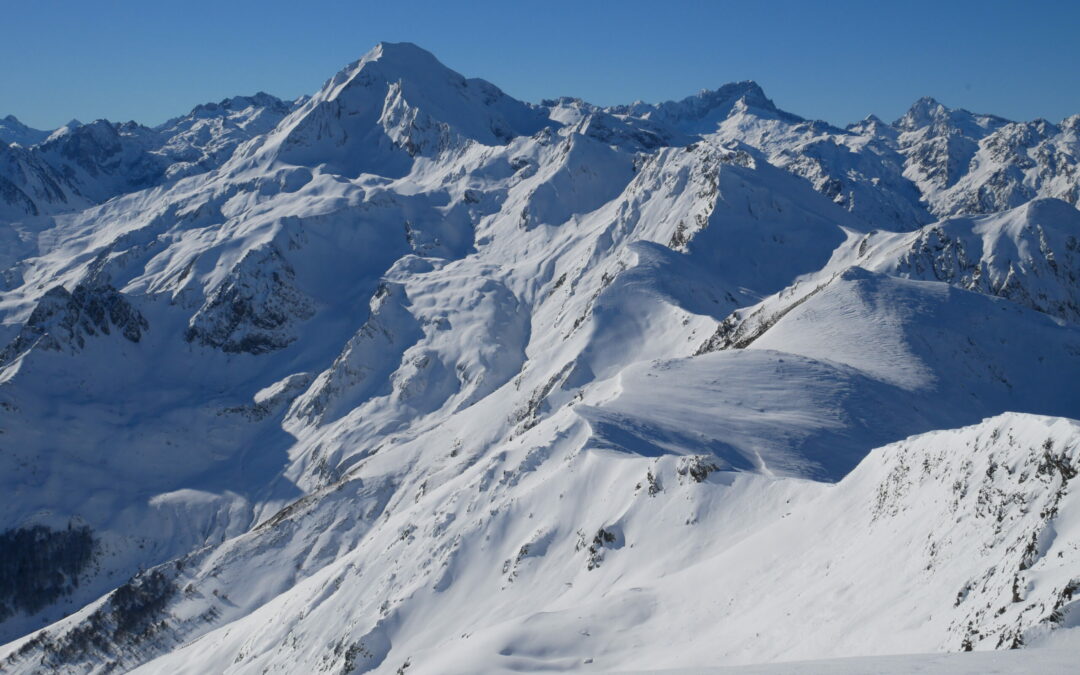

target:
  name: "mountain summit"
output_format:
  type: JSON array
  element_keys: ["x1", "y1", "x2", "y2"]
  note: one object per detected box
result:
[{"x1": 261, "y1": 42, "x2": 552, "y2": 175}]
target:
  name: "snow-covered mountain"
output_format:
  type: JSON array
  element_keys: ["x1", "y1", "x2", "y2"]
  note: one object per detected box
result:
[
  {"x1": 0, "y1": 42, "x2": 1078, "y2": 673},
  {"x1": 0, "y1": 94, "x2": 297, "y2": 220},
  {"x1": 0, "y1": 116, "x2": 49, "y2": 147}
]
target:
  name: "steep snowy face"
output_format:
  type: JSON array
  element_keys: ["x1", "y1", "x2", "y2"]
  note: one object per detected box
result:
[
  {"x1": 0, "y1": 141, "x2": 92, "y2": 219},
  {"x1": 258, "y1": 42, "x2": 553, "y2": 177},
  {"x1": 0, "y1": 42, "x2": 1079, "y2": 673}
]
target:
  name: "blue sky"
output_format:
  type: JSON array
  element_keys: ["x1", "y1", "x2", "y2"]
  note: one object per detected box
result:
[{"x1": 3, "y1": 0, "x2": 1078, "y2": 129}]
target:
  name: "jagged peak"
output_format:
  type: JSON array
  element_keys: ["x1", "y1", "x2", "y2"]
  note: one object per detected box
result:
[
  {"x1": 159, "y1": 92, "x2": 291, "y2": 130},
  {"x1": 895, "y1": 96, "x2": 950, "y2": 129},
  {"x1": 264, "y1": 42, "x2": 551, "y2": 173},
  {"x1": 42, "y1": 118, "x2": 93, "y2": 143},
  {"x1": 693, "y1": 80, "x2": 773, "y2": 108},
  {"x1": 207, "y1": 91, "x2": 286, "y2": 112},
  {"x1": 895, "y1": 96, "x2": 1012, "y2": 135},
  {"x1": 605, "y1": 80, "x2": 800, "y2": 136},
  {"x1": 911, "y1": 95, "x2": 944, "y2": 109},
  {"x1": 616, "y1": 80, "x2": 775, "y2": 117},
  {"x1": 855, "y1": 114, "x2": 890, "y2": 131},
  {"x1": 846, "y1": 113, "x2": 893, "y2": 136}
]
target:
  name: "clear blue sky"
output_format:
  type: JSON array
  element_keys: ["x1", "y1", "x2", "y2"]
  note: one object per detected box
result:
[{"x1": 3, "y1": 0, "x2": 1078, "y2": 129}]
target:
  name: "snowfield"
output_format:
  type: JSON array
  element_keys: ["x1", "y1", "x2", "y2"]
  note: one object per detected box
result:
[{"x1": 0, "y1": 42, "x2": 1078, "y2": 673}]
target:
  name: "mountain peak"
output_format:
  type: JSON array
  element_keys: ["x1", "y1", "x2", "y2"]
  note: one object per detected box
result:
[
  {"x1": 896, "y1": 96, "x2": 1012, "y2": 135},
  {"x1": 912, "y1": 95, "x2": 944, "y2": 109},
  {"x1": 0, "y1": 115, "x2": 49, "y2": 147},
  {"x1": 184, "y1": 92, "x2": 289, "y2": 119},
  {"x1": 896, "y1": 96, "x2": 949, "y2": 129},
  {"x1": 333, "y1": 41, "x2": 452, "y2": 92},
  {"x1": 5, "y1": 39, "x2": 1080, "y2": 674},
  {"x1": 680, "y1": 80, "x2": 776, "y2": 114},
  {"x1": 608, "y1": 80, "x2": 794, "y2": 135},
  {"x1": 368, "y1": 40, "x2": 441, "y2": 64},
  {"x1": 265, "y1": 42, "x2": 551, "y2": 175}
]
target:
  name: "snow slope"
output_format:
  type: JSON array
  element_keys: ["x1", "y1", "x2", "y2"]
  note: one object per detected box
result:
[
  {"x1": 4, "y1": 413, "x2": 1078, "y2": 673},
  {"x1": 627, "y1": 648, "x2": 1080, "y2": 675},
  {"x1": 0, "y1": 41, "x2": 1078, "y2": 673}
]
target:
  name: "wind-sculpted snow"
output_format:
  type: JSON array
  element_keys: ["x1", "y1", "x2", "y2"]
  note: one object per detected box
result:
[{"x1": 0, "y1": 41, "x2": 1079, "y2": 672}]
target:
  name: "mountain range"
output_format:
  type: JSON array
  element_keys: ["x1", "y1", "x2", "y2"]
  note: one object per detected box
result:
[{"x1": 0, "y1": 42, "x2": 1078, "y2": 674}]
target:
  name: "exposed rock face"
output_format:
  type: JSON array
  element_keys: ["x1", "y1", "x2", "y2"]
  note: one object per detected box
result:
[
  {"x1": 185, "y1": 245, "x2": 315, "y2": 354},
  {"x1": 1, "y1": 282, "x2": 147, "y2": 363},
  {"x1": 850, "y1": 198, "x2": 1080, "y2": 322},
  {"x1": 0, "y1": 115, "x2": 49, "y2": 147},
  {"x1": 863, "y1": 414, "x2": 1080, "y2": 651}
]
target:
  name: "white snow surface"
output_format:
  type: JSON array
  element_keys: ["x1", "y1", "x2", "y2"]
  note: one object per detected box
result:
[{"x1": 0, "y1": 42, "x2": 1078, "y2": 673}]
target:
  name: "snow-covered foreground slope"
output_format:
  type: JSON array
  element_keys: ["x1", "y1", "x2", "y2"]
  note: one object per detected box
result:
[
  {"x1": 630, "y1": 648, "x2": 1080, "y2": 675},
  {"x1": 1, "y1": 42, "x2": 1079, "y2": 673},
  {"x1": 3, "y1": 413, "x2": 1078, "y2": 673}
]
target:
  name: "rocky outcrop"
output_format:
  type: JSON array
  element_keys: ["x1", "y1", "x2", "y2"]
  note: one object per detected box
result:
[
  {"x1": 185, "y1": 245, "x2": 315, "y2": 355},
  {"x1": 0, "y1": 282, "x2": 148, "y2": 363}
]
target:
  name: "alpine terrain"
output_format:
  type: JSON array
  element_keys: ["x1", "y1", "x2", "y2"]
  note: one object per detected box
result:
[{"x1": 1, "y1": 42, "x2": 1079, "y2": 673}]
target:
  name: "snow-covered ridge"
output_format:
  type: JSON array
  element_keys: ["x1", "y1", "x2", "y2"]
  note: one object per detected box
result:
[
  {"x1": 0, "y1": 92, "x2": 296, "y2": 219},
  {"x1": 0, "y1": 42, "x2": 1078, "y2": 673}
]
